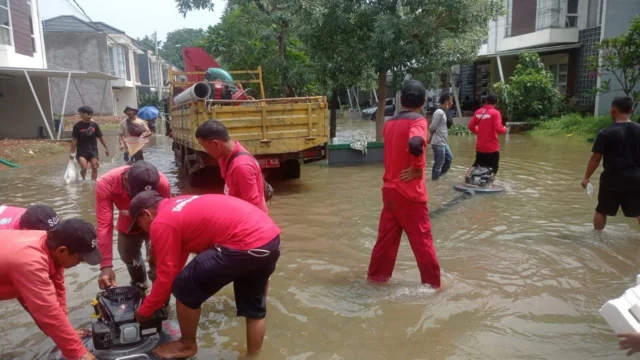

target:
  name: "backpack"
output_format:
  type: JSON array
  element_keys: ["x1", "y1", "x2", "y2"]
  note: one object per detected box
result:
[
  {"x1": 225, "y1": 151, "x2": 274, "y2": 202},
  {"x1": 126, "y1": 119, "x2": 146, "y2": 137}
]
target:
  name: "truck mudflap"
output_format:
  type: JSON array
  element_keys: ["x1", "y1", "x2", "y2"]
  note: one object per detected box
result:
[{"x1": 47, "y1": 321, "x2": 181, "y2": 360}]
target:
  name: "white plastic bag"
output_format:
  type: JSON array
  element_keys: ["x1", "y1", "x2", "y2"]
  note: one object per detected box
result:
[
  {"x1": 63, "y1": 160, "x2": 79, "y2": 184},
  {"x1": 586, "y1": 182, "x2": 595, "y2": 199}
]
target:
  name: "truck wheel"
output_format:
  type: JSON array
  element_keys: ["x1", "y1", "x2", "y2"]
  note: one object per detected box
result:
[{"x1": 282, "y1": 159, "x2": 301, "y2": 180}]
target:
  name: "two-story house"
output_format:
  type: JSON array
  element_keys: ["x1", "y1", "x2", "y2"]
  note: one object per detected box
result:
[
  {"x1": 457, "y1": 0, "x2": 640, "y2": 115},
  {"x1": 135, "y1": 43, "x2": 173, "y2": 98},
  {"x1": 43, "y1": 15, "x2": 141, "y2": 116}
]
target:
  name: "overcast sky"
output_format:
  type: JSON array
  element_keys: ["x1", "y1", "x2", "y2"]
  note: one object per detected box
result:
[{"x1": 42, "y1": 0, "x2": 224, "y2": 41}]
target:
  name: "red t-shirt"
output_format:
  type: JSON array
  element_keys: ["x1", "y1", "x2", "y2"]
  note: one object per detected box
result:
[
  {"x1": 382, "y1": 111, "x2": 428, "y2": 202},
  {"x1": 218, "y1": 142, "x2": 268, "y2": 213},
  {"x1": 95, "y1": 166, "x2": 172, "y2": 268},
  {"x1": 0, "y1": 205, "x2": 26, "y2": 230},
  {"x1": 468, "y1": 105, "x2": 507, "y2": 153},
  {"x1": 138, "y1": 194, "x2": 280, "y2": 317}
]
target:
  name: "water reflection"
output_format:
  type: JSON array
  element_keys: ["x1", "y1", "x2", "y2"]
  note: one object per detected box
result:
[{"x1": 0, "y1": 118, "x2": 638, "y2": 359}]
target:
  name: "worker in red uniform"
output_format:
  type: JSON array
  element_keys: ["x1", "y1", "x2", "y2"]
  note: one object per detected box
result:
[
  {"x1": 0, "y1": 204, "x2": 60, "y2": 230},
  {"x1": 129, "y1": 191, "x2": 281, "y2": 359},
  {"x1": 467, "y1": 92, "x2": 507, "y2": 176},
  {"x1": 367, "y1": 80, "x2": 441, "y2": 289},
  {"x1": 195, "y1": 119, "x2": 269, "y2": 212},
  {"x1": 95, "y1": 161, "x2": 171, "y2": 291},
  {"x1": 0, "y1": 219, "x2": 103, "y2": 360}
]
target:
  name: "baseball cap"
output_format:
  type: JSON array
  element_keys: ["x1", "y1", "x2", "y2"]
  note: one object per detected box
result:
[
  {"x1": 124, "y1": 104, "x2": 139, "y2": 114},
  {"x1": 126, "y1": 161, "x2": 160, "y2": 197},
  {"x1": 47, "y1": 218, "x2": 102, "y2": 265},
  {"x1": 400, "y1": 80, "x2": 426, "y2": 108},
  {"x1": 20, "y1": 205, "x2": 60, "y2": 231},
  {"x1": 127, "y1": 190, "x2": 165, "y2": 233}
]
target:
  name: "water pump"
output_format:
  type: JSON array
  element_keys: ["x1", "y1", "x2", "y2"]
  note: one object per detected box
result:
[
  {"x1": 91, "y1": 286, "x2": 168, "y2": 350},
  {"x1": 465, "y1": 166, "x2": 495, "y2": 187}
]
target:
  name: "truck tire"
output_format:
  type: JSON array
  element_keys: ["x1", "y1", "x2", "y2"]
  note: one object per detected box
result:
[{"x1": 282, "y1": 159, "x2": 301, "y2": 180}]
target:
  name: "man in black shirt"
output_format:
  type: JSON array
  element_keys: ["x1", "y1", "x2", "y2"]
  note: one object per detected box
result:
[
  {"x1": 582, "y1": 97, "x2": 640, "y2": 230},
  {"x1": 70, "y1": 106, "x2": 110, "y2": 180}
]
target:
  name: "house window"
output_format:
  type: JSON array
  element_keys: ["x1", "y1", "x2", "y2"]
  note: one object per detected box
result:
[
  {"x1": 587, "y1": 0, "x2": 602, "y2": 27},
  {"x1": 151, "y1": 61, "x2": 158, "y2": 86},
  {"x1": 108, "y1": 45, "x2": 115, "y2": 76},
  {"x1": 133, "y1": 54, "x2": 140, "y2": 83},
  {"x1": 537, "y1": 0, "x2": 561, "y2": 30},
  {"x1": 548, "y1": 63, "x2": 568, "y2": 94},
  {"x1": 117, "y1": 45, "x2": 126, "y2": 79},
  {"x1": 505, "y1": 0, "x2": 512, "y2": 37},
  {"x1": 124, "y1": 49, "x2": 131, "y2": 81},
  {"x1": 26, "y1": 0, "x2": 34, "y2": 52},
  {"x1": 566, "y1": 0, "x2": 578, "y2": 28},
  {"x1": 0, "y1": 0, "x2": 12, "y2": 46}
]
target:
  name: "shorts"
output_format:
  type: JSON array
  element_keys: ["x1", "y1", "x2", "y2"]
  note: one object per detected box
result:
[
  {"x1": 172, "y1": 236, "x2": 281, "y2": 319},
  {"x1": 473, "y1": 151, "x2": 500, "y2": 173},
  {"x1": 596, "y1": 187, "x2": 640, "y2": 217},
  {"x1": 77, "y1": 152, "x2": 98, "y2": 162}
]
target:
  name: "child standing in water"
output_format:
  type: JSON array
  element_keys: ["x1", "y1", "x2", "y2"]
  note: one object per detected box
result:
[{"x1": 70, "y1": 106, "x2": 110, "y2": 180}]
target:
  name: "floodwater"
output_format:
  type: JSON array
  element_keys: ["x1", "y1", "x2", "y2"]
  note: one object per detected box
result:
[{"x1": 1, "y1": 117, "x2": 639, "y2": 360}]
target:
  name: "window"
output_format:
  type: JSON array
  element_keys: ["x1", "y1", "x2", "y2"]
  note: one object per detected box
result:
[
  {"x1": 150, "y1": 61, "x2": 158, "y2": 86},
  {"x1": 548, "y1": 63, "x2": 568, "y2": 94},
  {"x1": 537, "y1": 0, "x2": 561, "y2": 30},
  {"x1": 108, "y1": 45, "x2": 115, "y2": 76},
  {"x1": 587, "y1": 0, "x2": 602, "y2": 27},
  {"x1": 133, "y1": 54, "x2": 140, "y2": 83},
  {"x1": 117, "y1": 45, "x2": 126, "y2": 79},
  {"x1": 26, "y1": 0, "x2": 34, "y2": 52},
  {"x1": 505, "y1": 0, "x2": 512, "y2": 37},
  {"x1": 0, "y1": 0, "x2": 11, "y2": 46},
  {"x1": 566, "y1": 0, "x2": 578, "y2": 28},
  {"x1": 124, "y1": 48, "x2": 131, "y2": 81}
]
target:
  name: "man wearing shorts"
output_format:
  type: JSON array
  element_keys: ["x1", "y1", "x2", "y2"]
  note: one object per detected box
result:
[
  {"x1": 118, "y1": 105, "x2": 152, "y2": 164},
  {"x1": 467, "y1": 93, "x2": 507, "y2": 176},
  {"x1": 581, "y1": 96, "x2": 640, "y2": 230},
  {"x1": 129, "y1": 191, "x2": 281, "y2": 359},
  {"x1": 70, "y1": 106, "x2": 110, "y2": 180}
]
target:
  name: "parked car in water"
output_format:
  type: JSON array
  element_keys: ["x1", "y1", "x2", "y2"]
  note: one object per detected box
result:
[{"x1": 362, "y1": 98, "x2": 396, "y2": 120}]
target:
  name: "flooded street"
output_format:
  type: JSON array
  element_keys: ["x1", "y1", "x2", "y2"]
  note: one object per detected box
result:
[{"x1": 1, "y1": 117, "x2": 639, "y2": 360}]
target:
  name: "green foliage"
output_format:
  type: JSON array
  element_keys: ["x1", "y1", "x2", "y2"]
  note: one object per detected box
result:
[
  {"x1": 160, "y1": 28, "x2": 205, "y2": 70},
  {"x1": 449, "y1": 124, "x2": 473, "y2": 136},
  {"x1": 588, "y1": 15, "x2": 640, "y2": 109},
  {"x1": 492, "y1": 52, "x2": 563, "y2": 122},
  {"x1": 175, "y1": 0, "x2": 214, "y2": 16},
  {"x1": 137, "y1": 90, "x2": 162, "y2": 109},
  {"x1": 136, "y1": 35, "x2": 159, "y2": 52},
  {"x1": 530, "y1": 113, "x2": 611, "y2": 137},
  {"x1": 199, "y1": 3, "x2": 316, "y2": 98}
]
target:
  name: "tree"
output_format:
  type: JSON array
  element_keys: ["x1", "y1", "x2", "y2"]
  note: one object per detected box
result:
[
  {"x1": 589, "y1": 15, "x2": 640, "y2": 113},
  {"x1": 492, "y1": 52, "x2": 563, "y2": 122},
  {"x1": 177, "y1": 0, "x2": 306, "y2": 97},
  {"x1": 136, "y1": 35, "x2": 159, "y2": 52},
  {"x1": 299, "y1": 0, "x2": 376, "y2": 139},
  {"x1": 199, "y1": 4, "x2": 316, "y2": 98},
  {"x1": 353, "y1": 0, "x2": 502, "y2": 140},
  {"x1": 159, "y1": 28, "x2": 206, "y2": 70}
]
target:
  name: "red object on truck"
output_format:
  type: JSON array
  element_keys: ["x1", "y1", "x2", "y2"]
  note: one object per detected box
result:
[{"x1": 182, "y1": 47, "x2": 221, "y2": 82}]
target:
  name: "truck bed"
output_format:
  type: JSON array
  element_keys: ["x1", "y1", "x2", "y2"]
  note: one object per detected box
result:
[{"x1": 171, "y1": 97, "x2": 329, "y2": 155}]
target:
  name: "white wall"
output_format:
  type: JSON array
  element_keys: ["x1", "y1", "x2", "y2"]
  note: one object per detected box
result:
[
  {"x1": 0, "y1": 75, "x2": 53, "y2": 138},
  {"x1": 113, "y1": 87, "x2": 137, "y2": 115}
]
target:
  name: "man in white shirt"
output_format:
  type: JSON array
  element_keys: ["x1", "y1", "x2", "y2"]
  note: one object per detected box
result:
[{"x1": 428, "y1": 93, "x2": 454, "y2": 180}]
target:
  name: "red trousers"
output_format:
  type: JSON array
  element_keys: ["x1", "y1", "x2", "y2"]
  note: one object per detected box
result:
[{"x1": 367, "y1": 187, "x2": 441, "y2": 288}]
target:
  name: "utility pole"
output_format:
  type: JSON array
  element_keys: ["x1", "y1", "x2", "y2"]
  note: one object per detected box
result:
[{"x1": 153, "y1": 31, "x2": 164, "y2": 135}]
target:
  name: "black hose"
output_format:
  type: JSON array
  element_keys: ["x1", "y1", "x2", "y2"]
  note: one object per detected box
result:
[{"x1": 429, "y1": 189, "x2": 475, "y2": 219}]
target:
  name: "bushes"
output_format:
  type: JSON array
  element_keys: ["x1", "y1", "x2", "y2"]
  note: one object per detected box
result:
[
  {"x1": 530, "y1": 114, "x2": 611, "y2": 137},
  {"x1": 449, "y1": 124, "x2": 473, "y2": 136},
  {"x1": 492, "y1": 52, "x2": 564, "y2": 122}
]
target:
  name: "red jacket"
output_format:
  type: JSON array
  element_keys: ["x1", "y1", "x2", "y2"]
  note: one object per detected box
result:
[
  {"x1": 468, "y1": 105, "x2": 507, "y2": 153},
  {"x1": 382, "y1": 111, "x2": 428, "y2": 202},
  {"x1": 96, "y1": 166, "x2": 171, "y2": 268},
  {"x1": 0, "y1": 231, "x2": 87, "y2": 360},
  {"x1": 218, "y1": 142, "x2": 268, "y2": 213},
  {"x1": 0, "y1": 205, "x2": 26, "y2": 230},
  {"x1": 138, "y1": 195, "x2": 280, "y2": 317}
]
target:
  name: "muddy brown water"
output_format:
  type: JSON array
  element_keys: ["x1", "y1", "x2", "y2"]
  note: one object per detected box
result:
[{"x1": 0, "y1": 118, "x2": 639, "y2": 359}]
